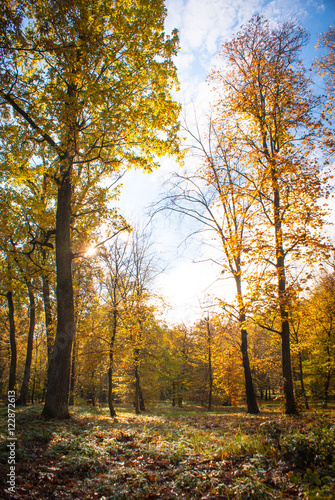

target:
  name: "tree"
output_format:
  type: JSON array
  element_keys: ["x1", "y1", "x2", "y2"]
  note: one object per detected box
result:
[
  {"x1": 100, "y1": 236, "x2": 133, "y2": 417},
  {"x1": 210, "y1": 15, "x2": 329, "y2": 414},
  {"x1": 189, "y1": 315, "x2": 217, "y2": 410},
  {"x1": 303, "y1": 273, "x2": 335, "y2": 406},
  {"x1": 0, "y1": 0, "x2": 180, "y2": 418},
  {"x1": 315, "y1": 25, "x2": 335, "y2": 155},
  {"x1": 205, "y1": 316, "x2": 213, "y2": 411},
  {"x1": 124, "y1": 229, "x2": 159, "y2": 414},
  {"x1": 214, "y1": 317, "x2": 245, "y2": 406},
  {"x1": 287, "y1": 295, "x2": 309, "y2": 409},
  {"x1": 16, "y1": 281, "x2": 36, "y2": 406},
  {"x1": 248, "y1": 320, "x2": 281, "y2": 400},
  {"x1": 160, "y1": 116, "x2": 259, "y2": 414},
  {"x1": 168, "y1": 324, "x2": 192, "y2": 407},
  {"x1": 0, "y1": 172, "x2": 56, "y2": 403},
  {"x1": 6, "y1": 290, "x2": 16, "y2": 393}
]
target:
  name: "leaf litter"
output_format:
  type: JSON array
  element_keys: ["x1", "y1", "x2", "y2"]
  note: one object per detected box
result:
[{"x1": 0, "y1": 404, "x2": 334, "y2": 499}]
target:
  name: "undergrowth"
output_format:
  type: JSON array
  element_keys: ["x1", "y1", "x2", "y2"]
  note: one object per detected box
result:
[{"x1": 0, "y1": 403, "x2": 334, "y2": 499}]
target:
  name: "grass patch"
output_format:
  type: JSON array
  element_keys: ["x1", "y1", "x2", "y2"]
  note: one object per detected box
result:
[{"x1": 0, "y1": 403, "x2": 334, "y2": 499}]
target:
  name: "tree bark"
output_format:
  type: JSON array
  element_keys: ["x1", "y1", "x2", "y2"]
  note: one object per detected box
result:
[
  {"x1": 69, "y1": 335, "x2": 76, "y2": 406},
  {"x1": 172, "y1": 381, "x2": 176, "y2": 407},
  {"x1": 281, "y1": 320, "x2": 297, "y2": 414},
  {"x1": 206, "y1": 319, "x2": 213, "y2": 411},
  {"x1": 298, "y1": 350, "x2": 308, "y2": 409},
  {"x1": 31, "y1": 338, "x2": 39, "y2": 404},
  {"x1": 235, "y1": 275, "x2": 259, "y2": 414},
  {"x1": 108, "y1": 365, "x2": 116, "y2": 416},
  {"x1": 6, "y1": 291, "x2": 16, "y2": 393},
  {"x1": 42, "y1": 273, "x2": 55, "y2": 366},
  {"x1": 108, "y1": 360, "x2": 116, "y2": 416},
  {"x1": 108, "y1": 308, "x2": 118, "y2": 417},
  {"x1": 134, "y1": 364, "x2": 140, "y2": 415},
  {"x1": 139, "y1": 383, "x2": 145, "y2": 411},
  {"x1": 240, "y1": 320, "x2": 260, "y2": 414},
  {"x1": 324, "y1": 345, "x2": 331, "y2": 408},
  {"x1": 134, "y1": 351, "x2": 145, "y2": 414},
  {"x1": 17, "y1": 286, "x2": 36, "y2": 406},
  {"x1": 42, "y1": 172, "x2": 75, "y2": 419},
  {"x1": 271, "y1": 166, "x2": 297, "y2": 415}
]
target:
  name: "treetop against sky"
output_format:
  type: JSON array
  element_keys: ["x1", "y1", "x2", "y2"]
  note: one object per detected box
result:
[{"x1": 116, "y1": 0, "x2": 335, "y2": 326}]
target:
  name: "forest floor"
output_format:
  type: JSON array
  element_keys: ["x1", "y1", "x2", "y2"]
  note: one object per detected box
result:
[{"x1": 0, "y1": 402, "x2": 334, "y2": 499}]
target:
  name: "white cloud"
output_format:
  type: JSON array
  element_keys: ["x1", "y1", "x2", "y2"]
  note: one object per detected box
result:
[{"x1": 166, "y1": 0, "x2": 319, "y2": 108}]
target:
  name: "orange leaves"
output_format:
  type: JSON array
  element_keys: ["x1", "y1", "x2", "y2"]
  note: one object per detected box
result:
[{"x1": 210, "y1": 16, "x2": 319, "y2": 157}]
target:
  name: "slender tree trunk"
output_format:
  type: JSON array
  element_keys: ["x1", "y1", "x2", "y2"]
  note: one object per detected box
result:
[
  {"x1": 108, "y1": 365, "x2": 115, "y2": 415},
  {"x1": 31, "y1": 375, "x2": 35, "y2": 404},
  {"x1": 324, "y1": 346, "x2": 331, "y2": 408},
  {"x1": 42, "y1": 172, "x2": 75, "y2": 419},
  {"x1": 108, "y1": 309, "x2": 117, "y2": 417},
  {"x1": 172, "y1": 381, "x2": 176, "y2": 407},
  {"x1": 240, "y1": 323, "x2": 259, "y2": 414},
  {"x1": 134, "y1": 349, "x2": 145, "y2": 414},
  {"x1": 268, "y1": 378, "x2": 272, "y2": 400},
  {"x1": 42, "y1": 273, "x2": 55, "y2": 366},
  {"x1": 235, "y1": 276, "x2": 259, "y2": 414},
  {"x1": 206, "y1": 319, "x2": 213, "y2": 411},
  {"x1": 133, "y1": 315, "x2": 145, "y2": 413},
  {"x1": 134, "y1": 364, "x2": 140, "y2": 415},
  {"x1": 17, "y1": 287, "x2": 36, "y2": 406},
  {"x1": 7, "y1": 291, "x2": 16, "y2": 393},
  {"x1": 134, "y1": 366, "x2": 145, "y2": 413},
  {"x1": 298, "y1": 350, "x2": 308, "y2": 409},
  {"x1": 91, "y1": 372, "x2": 96, "y2": 406},
  {"x1": 139, "y1": 384, "x2": 145, "y2": 411},
  {"x1": 31, "y1": 339, "x2": 39, "y2": 404},
  {"x1": 281, "y1": 316, "x2": 297, "y2": 414},
  {"x1": 69, "y1": 336, "x2": 76, "y2": 405},
  {"x1": 271, "y1": 167, "x2": 297, "y2": 415}
]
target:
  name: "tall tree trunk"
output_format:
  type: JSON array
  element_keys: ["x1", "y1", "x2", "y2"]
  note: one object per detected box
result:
[
  {"x1": 235, "y1": 275, "x2": 259, "y2": 414},
  {"x1": 17, "y1": 286, "x2": 36, "y2": 406},
  {"x1": 139, "y1": 383, "x2": 145, "y2": 411},
  {"x1": 206, "y1": 318, "x2": 213, "y2": 411},
  {"x1": 42, "y1": 173, "x2": 75, "y2": 419},
  {"x1": 133, "y1": 317, "x2": 145, "y2": 413},
  {"x1": 69, "y1": 335, "x2": 76, "y2": 406},
  {"x1": 7, "y1": 291, "x2": 16, "y2": 393},
  {"x1": 324, "y1": 345, "x2": 331, "y2": 408},
  {"x1": 240, "y1": 321, "x2": 259, "y2": 414},
  {"x1": 108, "y1": 365, "x2": 115, "y2": 416},
  {"x1": 281, "y1": 320, "x2": 297, "y2": 414},
  {"x1": 42, "y1": 272, "x2": 55, "y2": 366},
  {"x1": 134, "y1": 363, "x2": 140, "y2": 415},
  {"x1": 108, "y1": 309, "x2": 117, "y2": 417},
  {"x1": 172, "y1": 381, "x2": 176, "y2": 407},
  {"x1": 272, "y1": 167, "x2": 297, "y2": 415},
  {"x1": 134, "y1": 349, "x2": 145, "y2": 414},
  {"x1": 298, "y1": 350, "x2": 308, "y2": 409},
  {"x1": 31, "y1": 338, "x2": 39, "y2": 404}
]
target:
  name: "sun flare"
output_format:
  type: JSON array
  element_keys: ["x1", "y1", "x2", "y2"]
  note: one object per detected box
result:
[{"x1": 84, "y1": 245, "x2": 97, "y2": 258}]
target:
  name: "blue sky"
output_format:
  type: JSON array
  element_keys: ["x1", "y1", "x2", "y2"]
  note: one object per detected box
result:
[{"x1": 117, "y1": 0, "x2": 335, "y2": 325}]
